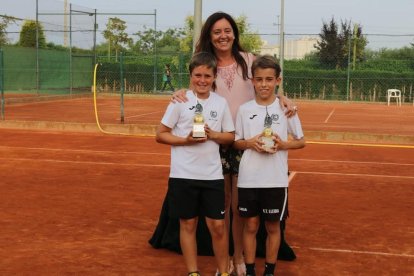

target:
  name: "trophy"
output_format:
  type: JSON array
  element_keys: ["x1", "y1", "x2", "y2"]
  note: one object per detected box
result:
[
  {"x1": 260, "y1": 113, "x2": 274, "y2": 152},
  {"x1": 192, "y1": 102, "x2": 206, "y2": 138}
]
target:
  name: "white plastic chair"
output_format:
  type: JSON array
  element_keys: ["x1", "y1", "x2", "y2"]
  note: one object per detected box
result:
[{"x1": 387, "y1": 89, "x2": 401, "y2": 106}]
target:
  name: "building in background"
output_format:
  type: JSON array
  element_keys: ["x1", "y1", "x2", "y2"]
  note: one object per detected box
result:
[{"x1": 260, "y1": 36, "x2": 318, "y2": 60}]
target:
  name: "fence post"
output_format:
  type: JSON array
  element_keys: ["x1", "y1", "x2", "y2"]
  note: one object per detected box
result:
[
  {"x1": 120, "y1": 52, "x2": 124, "y2": 124},
  {"x1": 179, "y1": 52, "x2": 184, "y2": 89},
  {"x1": 346, "y1": 33, "x2": 352, "y2": 101}
]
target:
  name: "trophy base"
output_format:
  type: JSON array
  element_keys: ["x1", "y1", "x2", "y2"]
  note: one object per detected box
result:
[
  {"x1": 260, "y1": 136, "x2": 274, "y2": 152},
  {"x1": 193, "y1": 124, "x2": 206, "y2": 138}
]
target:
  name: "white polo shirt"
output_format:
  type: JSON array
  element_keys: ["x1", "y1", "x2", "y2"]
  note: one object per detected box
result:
[
  {"x1": 161, "y1": 90, "x2": 234, "y2": 180},
  {"x1": 235, "y1": 97, "x2": 304, "y2": 188}
]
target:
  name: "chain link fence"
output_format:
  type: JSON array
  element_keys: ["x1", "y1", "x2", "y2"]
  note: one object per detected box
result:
[
  {"x1": 1, "y1": 0, "x2": 413, "y2": 106},
  {"x1": 1, "y1": 46, "x2": 413, "y2": 103}
]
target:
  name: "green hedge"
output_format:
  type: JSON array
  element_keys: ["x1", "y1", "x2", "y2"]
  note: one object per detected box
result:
[{"x1": 285, "y1": 69, "x2": 414, "y2": 102}]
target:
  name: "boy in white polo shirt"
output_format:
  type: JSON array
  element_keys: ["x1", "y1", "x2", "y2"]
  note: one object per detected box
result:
[
  {"x1": 156, "y1": 52, "x2": 235, "y2": 276},
  {"x1": 233, "y1": 55, "x2": 305, "y2": 276}
]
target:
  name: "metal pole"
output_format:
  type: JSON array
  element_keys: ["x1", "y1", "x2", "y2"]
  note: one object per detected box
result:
[
  {"x1": 36, "y1": 0, "x2": 39, "y2": 95},
  {"x1": 352, "y1": 23, "x2": 358, "y2": 70},
  {"x1": 193, "y1": 0, "x2": 202, "y2": 52},
  {"x1": 278, "y1": 0, "x2": 285, "y2": 96},
  {"x1": 153, "y1": 9, "x2": 157, "y2": 92},
  {"x1": 346, "y1": 33, "x2": 352, "y2": 101},
  {"x1": 93, "y1": 9, "x2": 97, "y2": 65},
  {"x1": 69, "y1": 4, "x2": 73, "y2": 95},
  {"x1": 64, "y1": 0, "x2": 68, "y2": 47}
]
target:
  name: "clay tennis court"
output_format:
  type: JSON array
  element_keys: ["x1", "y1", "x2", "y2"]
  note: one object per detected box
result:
[{"x1": 0, "y1": 95, "x2": 413, "y2": 275}]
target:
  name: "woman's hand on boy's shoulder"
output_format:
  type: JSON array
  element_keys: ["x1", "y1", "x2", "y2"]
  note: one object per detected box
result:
[
  {"x1": 278, "y1": 95, "x2": 298, "y2": 118},
  {"x1": 171, "y1": 89, "x2": 188, "y2": 103}
]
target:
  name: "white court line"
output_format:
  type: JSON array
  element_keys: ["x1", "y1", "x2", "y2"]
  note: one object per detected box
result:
[
  {"x1": 299, "y1": 170, "x2": 414, "y2": 179},
  {"x1": 1, "y1": 146, "x2": 412, "y2": 166},
  {"x1": 291, "y1": 246, "x2": 414, "y2": 258},
  {"x1": 291, "y1": 158, "x2": 414, "y2": 167},
  {"x1": 0, "y1": 145, "x2": 169, "y2": 156},
  {"x1": 288, "y1": 171, "x2": 297, "y2": 182},
  {"x1": 2, "y1": 157, "x2": 414, "y2": 179},
  {"x1": 120, "y1": 111, "x2": 163, "y2": 120},
  {"x1": 0, "y1": 157, "x2": 170, "y2": 167},
  {"x1": 6, "y1": 98, "x2": 88, "y2": 107},
  {"x1": 324, "y1": 108, "x2": 335, "y2": 123}
]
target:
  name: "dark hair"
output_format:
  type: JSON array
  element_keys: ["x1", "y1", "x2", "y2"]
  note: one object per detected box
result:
[
  {"x1": 189, "y1": 52, "x2": 217, "y2": 90},
  {"x1": 251, "y1": 55, "x2": 281, "y2": 78},
  {"x1": 195, "y1": 12, "x2": 249, "y2": 80}
]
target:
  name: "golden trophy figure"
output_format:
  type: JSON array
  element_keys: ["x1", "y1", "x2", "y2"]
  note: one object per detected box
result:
[
  {"x1": 192, "y1": 103, "x2": 206, "y2": 138},
  {"x1": 260, "y1": 113, "x2": 274, "y2": 152}
]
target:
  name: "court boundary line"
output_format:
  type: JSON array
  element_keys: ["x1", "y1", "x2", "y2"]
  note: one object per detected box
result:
[
  {"x1": 121, "y1": 111, "x2": 164, "y2": 120},
  {"x1": 324, "y1": 108, "x2": 335, "y2": 123},
  {"x1": 307, "y1": 141, "x2": 414, "y2": 149},
  {"x1": 298, "y1": 170, "x2": 414, "y2": 179},
  {"x1": 292, "y1": 246, "x2": 414, "y2": 259},
  {"x1": 1, "y1": 146, "x2": 413, "y2": 166},
  {"x1": 0, "y1": 145, "x2": 169, "y2": 156},
  {"x1": 0, "y1": 157, "x2": 170, "y2": 167},
  {"x1": 2, "y1": 157, "x2": 414, "y2": 180},
  {"x1": 291, "y1": 158, "x2": 414, "y2": 166}
]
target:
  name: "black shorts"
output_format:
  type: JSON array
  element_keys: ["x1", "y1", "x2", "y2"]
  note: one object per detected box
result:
[
  {"x1": 238, "y1": 187, "x2": 288, "y2": 221},
  {"x1": 168, "y1": 178, "x2": 225, "y2": 220},
  {"x1": 220, "y1": 145, "x2": 243, "y2": 175}
]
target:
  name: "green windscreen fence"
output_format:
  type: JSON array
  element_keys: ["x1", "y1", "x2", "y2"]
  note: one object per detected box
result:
[
  {"x1": 2, "y1": 46, "x2": 93, "y2": 95},
  {"x1": 1, "y1": 45, "x2": 413, "y2": 102}
]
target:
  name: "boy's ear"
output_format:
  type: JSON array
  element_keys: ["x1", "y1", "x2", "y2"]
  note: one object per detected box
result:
[{"x1": 276, "y1": 77, "x2": 282, "y2": 85}]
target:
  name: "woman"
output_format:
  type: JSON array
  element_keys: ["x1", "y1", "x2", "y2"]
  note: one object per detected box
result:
[{"x1": 149, "y1": 12, "x2": 296, "y2": 275}]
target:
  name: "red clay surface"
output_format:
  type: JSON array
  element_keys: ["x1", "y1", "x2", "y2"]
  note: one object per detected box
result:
[
  {"x1": 3, "y1": 94, "x2": 414, "y2": 136},
  {"x1": 0, "y1": 128, "x2": 413, "y2": 275}
]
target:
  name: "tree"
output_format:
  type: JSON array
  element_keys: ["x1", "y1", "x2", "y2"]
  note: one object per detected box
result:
[
  {"x1": 132, "y1": 26, "x2": 184, "y2": 54},
  {"x1": 315, "y1": 18, "x2": 366, "y2": 69},
  {"x1": 19, "y1": 20, "x2": 46, "y2": 48},
  {"x1": 350, "y1": 23, "x2": 368, "y2": 68},
  {"x1": 0, "y1": 15, "x2": 16, "y2": 46},
  {"x1": 102, "y1": 17, "x2": 132, "y2": 61},
  {"x1": 177, "y1": 16, "x2": 194, "y2": 53},
  {"x1": 236, "y1": 15, "x2": 263, "y2": 53},
  {"x1": 315, "y1": 18, "x2": 344, "y2": 69}
]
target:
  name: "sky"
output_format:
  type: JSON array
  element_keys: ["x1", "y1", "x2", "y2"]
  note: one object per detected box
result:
[{"x1": 3, "y1": 0, "x2": 414, "y2": 50}]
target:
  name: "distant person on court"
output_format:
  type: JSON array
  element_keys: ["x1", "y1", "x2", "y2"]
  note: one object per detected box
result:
[
  {"x1": 161, "y1": 64, "x2": 175, "y2": 92},
  {"x1": 155, "y1": 52, "x2": 235, "y2": 276},
  {"x1": 233, "y1": 55, "x2": 305, "y2": 276}
]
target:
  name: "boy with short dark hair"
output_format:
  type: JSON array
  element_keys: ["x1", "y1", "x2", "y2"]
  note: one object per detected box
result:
[
  {"x1": 156, "y1": 52, "x2": 235, "y2": 276},
  {"x1": 233, "y1": 55, "x2": 305, "y2": 276}
]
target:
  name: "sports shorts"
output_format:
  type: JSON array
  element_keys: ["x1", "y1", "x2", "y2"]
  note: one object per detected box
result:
[
  {"x1": 168, "y1": 178, "x2": 225, "y2": 220},
  {"x1": 238, "y1": 187, "x2": 288, "y2": 221}
]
